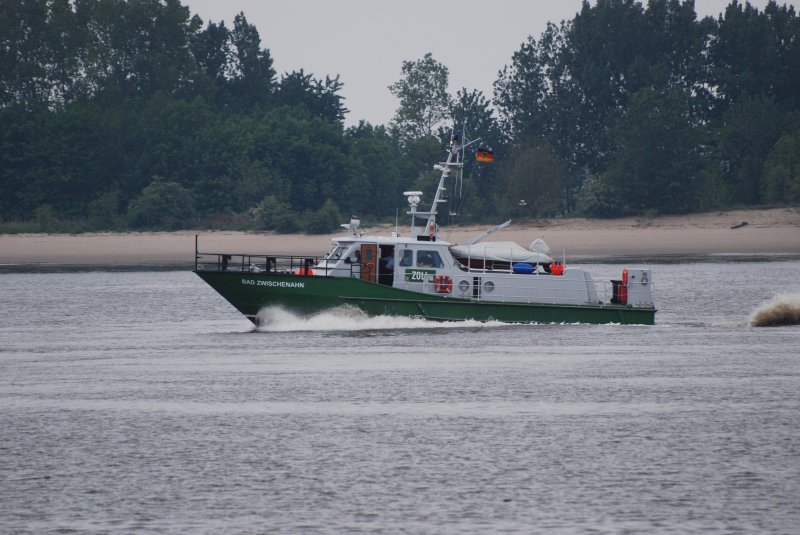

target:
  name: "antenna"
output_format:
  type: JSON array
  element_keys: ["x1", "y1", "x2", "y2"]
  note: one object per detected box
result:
[
  {"x1": 399, "y1": 126, "x2": 480, "y2": 238},
  {"x1": 464, "y1": 219, "x2": 511, "y2": 245}
]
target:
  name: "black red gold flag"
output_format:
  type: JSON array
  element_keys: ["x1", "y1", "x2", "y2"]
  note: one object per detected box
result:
[{"x1": 476, "y1": 148, "x2": 494, "y2": 163}]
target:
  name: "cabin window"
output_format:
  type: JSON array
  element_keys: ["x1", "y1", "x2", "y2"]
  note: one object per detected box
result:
[
  {"x1": 416, "y1": 250, "x2": 444, "y2": 268},
  {"x1": 327, "y1": 246, "x2": 348, "y2": 260},
  {"x1": 399, "y1": 249, "x2": 413, "y2": 267}
]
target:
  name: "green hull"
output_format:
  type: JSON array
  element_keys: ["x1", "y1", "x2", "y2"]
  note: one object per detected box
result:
[{"x1": 195, "y1": 271, "x2": 656, "y2": 325}]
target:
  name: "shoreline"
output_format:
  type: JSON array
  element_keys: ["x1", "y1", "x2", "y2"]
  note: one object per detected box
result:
[{"x1": 1, "y1": 208, "x2": 798, "y2": 271}]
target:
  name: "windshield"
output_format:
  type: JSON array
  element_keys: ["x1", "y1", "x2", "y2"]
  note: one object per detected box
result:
[
  {"x1": 417, "y1": 250, "x2": 444, "y2": 268},
  {"x1": 327, "y1": 245, "x2": 348, "y2": 261}
]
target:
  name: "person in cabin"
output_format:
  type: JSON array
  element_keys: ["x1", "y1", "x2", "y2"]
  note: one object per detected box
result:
[
  {"x1": 379, "y1": 253, "x2": 395, "y2": 285},
  {"x1": 417, "y1": 251, "x2": 434, "y2": 267}
]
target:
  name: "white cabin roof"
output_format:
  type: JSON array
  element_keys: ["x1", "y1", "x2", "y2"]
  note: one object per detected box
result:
[{"x1": 332, "y1": 234, "x2": 453, "y2": 247}]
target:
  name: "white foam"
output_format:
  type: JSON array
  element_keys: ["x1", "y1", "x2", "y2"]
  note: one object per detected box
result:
[
  {"x1": 749, "y1": 292, "x2": 800, "y2": 327},
  {"x1": 254, "y1": 305, "x2": 509, "y2": 332}
]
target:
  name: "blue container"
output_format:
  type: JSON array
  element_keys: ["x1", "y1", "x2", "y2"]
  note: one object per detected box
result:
[{"x1": 512, "y1": 262, "x2": 535, "y2": 274}]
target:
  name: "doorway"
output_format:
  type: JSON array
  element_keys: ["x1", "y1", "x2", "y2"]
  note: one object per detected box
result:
[
  {"x1": 378, "y1": 245, "x2": 396, "y2": 286},
  {"x1": 360, "y1": 243, "x2": 377, "y2": 283}
]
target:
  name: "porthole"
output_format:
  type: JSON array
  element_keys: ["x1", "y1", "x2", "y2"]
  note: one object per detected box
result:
[
  {"x1": 484, "y1": 280, "x2": 495, "y2": 292},
  {"x1": 458, "y1": 280, "x2": 470, "y2": 293}
]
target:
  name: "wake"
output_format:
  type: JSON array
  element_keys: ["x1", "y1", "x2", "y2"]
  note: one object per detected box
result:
[
  {"x1": 749, "y1": 293, "x2": 800, "y2": 327},
  {"x1": 254, "y1": 305, "x2": 509, "y2": 332}
]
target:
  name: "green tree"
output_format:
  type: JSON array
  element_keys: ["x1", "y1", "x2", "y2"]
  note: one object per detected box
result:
[
  {"x1": 35, "y1": 203, "x2": 58, "y2": 231},
  {"x1": 602, "y1": 88, "x2": 706, "y2": 214},
  {"x1": 127, "y1": 177, "x2": 196, "y2": 229},
  {"x1": 0, "y1": 104, "x2": 40, "y2": 220},
  {"x1": 396, "y1": 136, "x2": 444, "y2": 204},
  {"x1": 449, "y1": 89, "x2": 501, "y2": 143},
  {"x1": 305, "y1": 199, "x2": 342, "y2": 234},
  {"x1": 575, "y1": 175, "x2": 621, "y2": 217},
  {"x1": 84, "y1": 0, "x2": 199, "y2": 102},
  {"x1": 493, "y1": 30, "x2": 552, "y2": 142},
  {"x1": 225, "y1": 12, "x2": 276, "y2": 109},
  {"x1": 252, "y1": 106, "x2": 354, "y2": 213},
  {"x1": 498, "y1": 141, "x2": 571, "y2": 219},
  {"x1": 345, "y1": 122, "x2": 402, "y2": 217},
  {"x1": 717, "y1": 96, "x2": 786, "y2": 205},
  {"x1": 765, "y1": 1, "x2": 800, "y2": 111},
  {"x1": 0, "y1": 0, "x2": 79, "y2": 106},
  {"x1": 189, "y1": 18, "x2": 233, "y2": 103},
  {"x1": 389, "y1": 53, "x2": 452, "y2": 143},
  {"x1": 88, "y1": 189, "x2": 122, "y2": 229},
  {"x1": 0, "y1": 101, "x2": 129, "y2": 221},
  {"x1": 495, "y1": 1, "x2": 711, "y2": 175},
  {"x1": 275, "y1": 69, "x2": 347, "y2": 123},
  {"x1": 709, "y1": 1, "x2": 781, "y2": 110},
  {"x1": 251, "y1": 195, "x2": 297, "y2": 232},
  {"x1": 762, "y1": 132, "x2": 800, "y2": 204}
]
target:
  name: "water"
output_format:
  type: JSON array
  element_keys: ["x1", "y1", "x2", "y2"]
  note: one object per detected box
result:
[{"x1": 1, "y1": 261, "x2": 799, "y2": 534}]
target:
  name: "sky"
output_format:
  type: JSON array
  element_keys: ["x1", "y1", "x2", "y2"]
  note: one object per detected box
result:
[{"x1": 182, "y1": 0, "x2": 774, "y2": 126}]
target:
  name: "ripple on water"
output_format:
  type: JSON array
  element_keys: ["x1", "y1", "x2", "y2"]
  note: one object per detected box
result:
[{"x1": 1, "y1": 264, "x2": 799, "y2": 533}]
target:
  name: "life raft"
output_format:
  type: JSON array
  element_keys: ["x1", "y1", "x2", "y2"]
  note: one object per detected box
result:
[{"x1": 433, "y1": 274, "x2": 453, "y2": 293}]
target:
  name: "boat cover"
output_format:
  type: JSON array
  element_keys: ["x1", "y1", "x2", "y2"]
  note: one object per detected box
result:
[{"x1": 450, "y1": 241, "x2": 553, "y2": 263}]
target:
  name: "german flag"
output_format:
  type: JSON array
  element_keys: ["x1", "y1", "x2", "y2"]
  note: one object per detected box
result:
[{"x1": 476, "y1": 148, "x2": 494, "y2": 163}]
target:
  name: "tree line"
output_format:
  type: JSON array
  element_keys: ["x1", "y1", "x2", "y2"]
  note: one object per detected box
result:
[
  {"x1": 1, "y1": 0, "x2": 798, "y2": 233},
  {"x1": 492, "y1": 0, "x2": 800, "y2": 219}
]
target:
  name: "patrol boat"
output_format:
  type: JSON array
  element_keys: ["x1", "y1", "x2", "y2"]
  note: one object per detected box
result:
[{"x1": 194, "y1": 134, "x2": 656, "y2": 325}]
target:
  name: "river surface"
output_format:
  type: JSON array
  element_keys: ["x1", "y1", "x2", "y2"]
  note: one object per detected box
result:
[{"x1": 1, "y1": 261, "x2": 799, "y2": 534}]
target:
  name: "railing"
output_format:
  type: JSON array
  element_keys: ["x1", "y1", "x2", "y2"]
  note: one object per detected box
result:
[
  {"x1": 193, "y1": 236, "x2": 377, "y2": 278},
  {"x1": 194, "y1": 251, "x2": 324, "y2": 274},
  {"x1": 455, "y1": 260, "x2": 556, "y2": 274},
  {"x1": 194, "y1": 250, "x2": 369, "y2": 279}
]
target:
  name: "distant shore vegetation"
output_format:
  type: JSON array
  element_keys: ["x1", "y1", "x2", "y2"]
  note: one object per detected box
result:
[{"x1": 1, "y1": 0, "x2": 799, "y2": 234}]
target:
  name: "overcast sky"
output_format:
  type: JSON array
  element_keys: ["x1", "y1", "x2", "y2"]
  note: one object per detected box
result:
[{"x1": 183, "y1": 0, "x2": 773, "y2": 126}]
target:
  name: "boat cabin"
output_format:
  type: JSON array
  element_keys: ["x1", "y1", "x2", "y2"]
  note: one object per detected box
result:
[
  {"x1": 317, "y1": 236, "x2": 456, "y2": 289},
  {"x1": 313, "y1": 231, "x2": 622, "y2": 308}
]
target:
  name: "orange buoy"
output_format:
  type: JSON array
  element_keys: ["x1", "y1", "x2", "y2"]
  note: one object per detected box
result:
[
  {"x1": 551, "y1": 262, "x2": 564, "y2": 276},
  {"x1": 298, "y1": 267, "x2": 314, "y2": 276},
  {"x1": 433, "y1": 274, "x2": 453, "y2": 293}
]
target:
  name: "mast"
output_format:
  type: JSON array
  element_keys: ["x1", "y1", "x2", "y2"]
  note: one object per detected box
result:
[
  {"x1": 404, "y1": 128, "x2": 478, "y2": 240},
  {"x1": 403, "y1": 131, "x2": 464, "y2": 240},
  {"x1": 425, "y1": 132, "x2": 461, "y2": 228}
]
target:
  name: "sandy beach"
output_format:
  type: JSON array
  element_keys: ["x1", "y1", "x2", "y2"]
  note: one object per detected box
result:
[{"x1": 2, "y1": 208, "x2": 798, "y2": 269}]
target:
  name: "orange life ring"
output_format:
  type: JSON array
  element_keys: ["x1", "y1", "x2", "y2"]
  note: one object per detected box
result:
[{"x1": 433, "y1": 274, "x2": 453, "y2": 293}]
